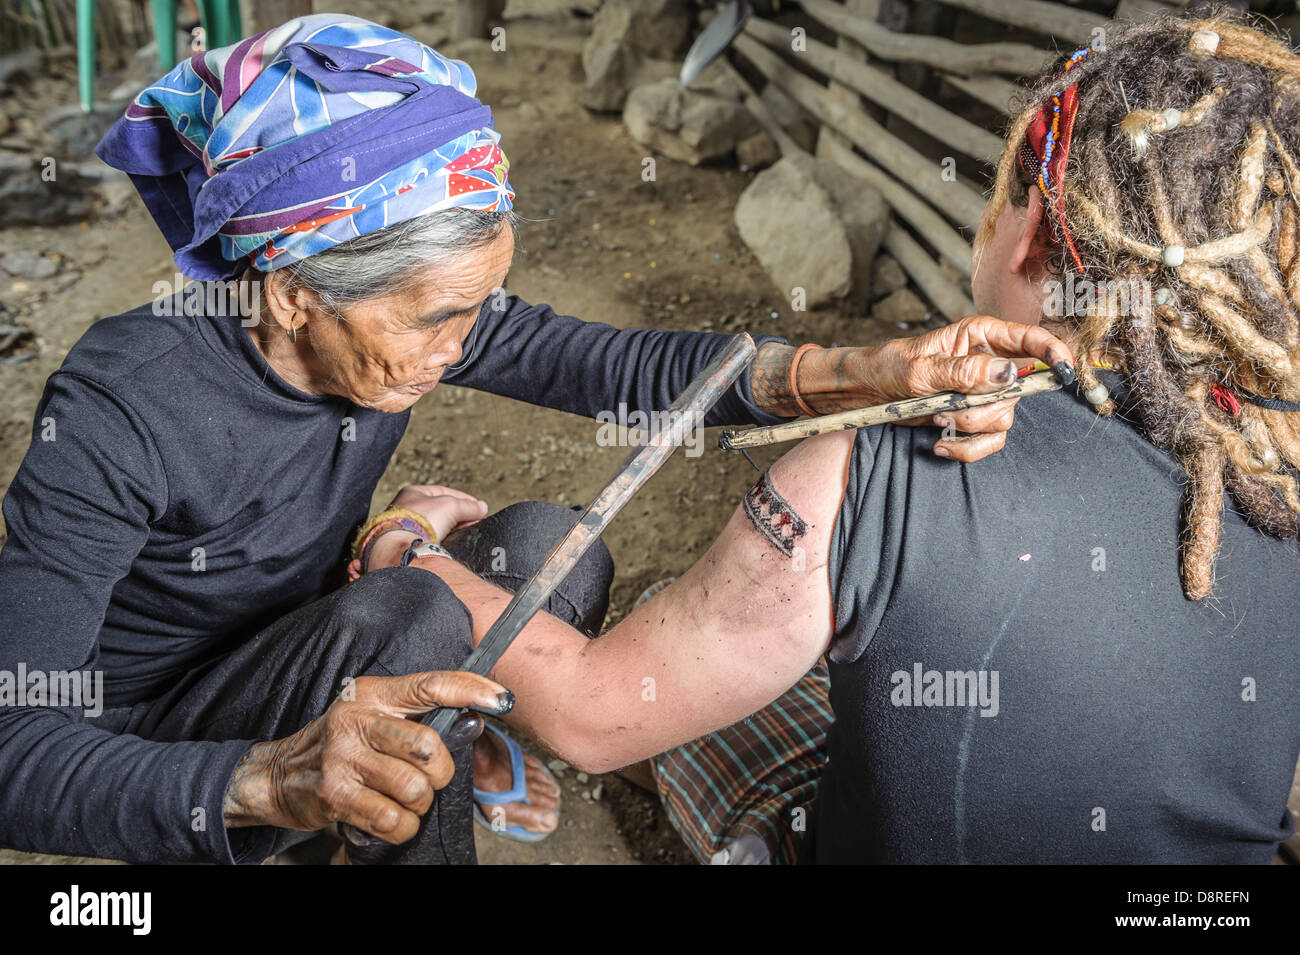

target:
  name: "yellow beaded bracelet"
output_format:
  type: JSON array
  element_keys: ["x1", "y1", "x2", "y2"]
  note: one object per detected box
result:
[{"x1": 349, "y1": 507, "x2": 436, "y2": 566}]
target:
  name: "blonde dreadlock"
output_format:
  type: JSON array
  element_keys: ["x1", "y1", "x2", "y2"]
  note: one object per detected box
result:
[{"x1": 976, "y1": 10, "x2": 1300, "y2": 600}]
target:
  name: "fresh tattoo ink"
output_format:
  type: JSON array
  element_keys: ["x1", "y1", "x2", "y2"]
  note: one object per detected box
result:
[{"x1": 743, "y1": 470, "x2": 811, "y2": 557}]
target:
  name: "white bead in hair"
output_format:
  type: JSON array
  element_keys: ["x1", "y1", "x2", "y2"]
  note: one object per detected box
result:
[
  {"x1": 1154, "y1": 287, "x2": 1175, "y2": 305},
  {"x1": 1161, "y1": 108, "x2": 1182, "y2": 131},
  {"x1": 1083, "y1": 383, "x2": 1110, "y2": 406},
  {"x1": 1163, "y1": 244, "x2": 1185, "y2": 267},
  {"x1": 1189, "y1": 29, "x2": 1219, "y2": 55}
]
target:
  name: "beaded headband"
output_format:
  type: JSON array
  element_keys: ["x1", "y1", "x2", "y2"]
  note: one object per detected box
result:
[
  {"x1": 1019, "y1": 31, "x2": 1300, "y2": 415},
  {"x1": 1017, "y1": 45, "x2": 1094, "y2": 275}
]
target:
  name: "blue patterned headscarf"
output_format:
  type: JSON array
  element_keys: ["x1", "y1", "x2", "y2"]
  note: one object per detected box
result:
[{"x1": 96, "y1": 14, "x2": 515, "y2": 280}]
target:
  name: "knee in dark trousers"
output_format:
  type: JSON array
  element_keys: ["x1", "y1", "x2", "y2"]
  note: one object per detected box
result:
[
  {"x1": 442, "y1": 500, "x2": 615, "y2": 636},
  {"x1": 336, "y1": 565, "x2": 474, "y2": 679}
]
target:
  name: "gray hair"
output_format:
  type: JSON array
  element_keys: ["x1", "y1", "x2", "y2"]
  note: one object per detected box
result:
[{"x1": 270, "y1": 207, "x2": 517, "y2": 316}]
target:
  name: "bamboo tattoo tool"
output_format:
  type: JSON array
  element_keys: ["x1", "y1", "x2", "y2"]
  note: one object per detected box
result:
[
  {"x1": 719, "y1": 364, "x2": 1067, "y2": 452},
  {"x1": 343, "y1": 333, "x2": 757, "y2": 853},
  {"x1": 436, "y1": 332, "x2": 756, "y2": 697}
]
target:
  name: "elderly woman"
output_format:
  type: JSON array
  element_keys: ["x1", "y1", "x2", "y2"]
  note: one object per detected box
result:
[{"x1": 0, "y1": 15, "x2": 1064, "y2": 865}]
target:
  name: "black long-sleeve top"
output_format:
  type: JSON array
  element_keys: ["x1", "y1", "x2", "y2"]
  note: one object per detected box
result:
[{"x1": 0, "y1": 286, "x2": 785, "y2": 864}]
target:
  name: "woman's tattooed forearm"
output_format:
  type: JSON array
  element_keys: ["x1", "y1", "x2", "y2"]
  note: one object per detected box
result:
[
  {"x1": 749, "y1": 343, "x2": 879, "y2": 417},
  {"x1": 750, "y1": 343, "x2": 800, "y2": 416},
  {"x1": 223, "y1": 740, "x2": 280, "y2": 828}
]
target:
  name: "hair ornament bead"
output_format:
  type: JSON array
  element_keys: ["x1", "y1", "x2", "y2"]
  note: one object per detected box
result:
[
  {"x1": 1189, "y1": 29, "x2": 1220, "y2": 55},
  {"x1": 1083, "y1": 383, "x2": 1111, "y2": 406},
  {"x1": 1163, "y1": 244, "x2": 1186, "y2": 267}
]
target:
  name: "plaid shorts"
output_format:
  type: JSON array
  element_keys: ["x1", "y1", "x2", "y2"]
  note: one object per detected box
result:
[{"x1": 651, "y1": 663, "x2": 832, "y2": 865}]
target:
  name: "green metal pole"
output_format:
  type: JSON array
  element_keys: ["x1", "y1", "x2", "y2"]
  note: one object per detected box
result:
[
  {"x1": 76, "y1": 0, "x2": 96, "y2": 112},
  {"x1": 152, "y1": 0, "x2": 177, "y2": 70}
]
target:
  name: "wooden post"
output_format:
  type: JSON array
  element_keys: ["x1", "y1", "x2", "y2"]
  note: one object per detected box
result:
[
  {"x1": 721, "y1": 57, "x2": 976, "y2": 307},
  {"x1": 939, "y1": 72, "x2": 1019, "y2": 114},
  {"x1": 880, "y1": 215, "x2": 976, "y2": 321},
  {"x1": 734, "y1": 32, "x2": 987, "y2": 229},
  {"x1": 817, "y1": 0, "x2": 882, "y2": 171},
  {"x1": 798, "y1": 0, "x2": 1053, "y2": 76},
  {"x1": 811, "y1": 0, "x2": 970, "y2": 318},
  {"x1": 747, "y1": 16, "x2": 1004, "y2": 164},
  {"x1": 931, "y1": 0, "x2": 1108, "y2": 45}
]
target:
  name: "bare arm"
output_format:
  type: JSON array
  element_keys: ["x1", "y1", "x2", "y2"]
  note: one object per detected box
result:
[
  {"x1": 403, "y1": 317, "x2": 1073, "y2": 769},
  {"x1": 411, "y1": 430, "x2": 857, "y2": 773}
]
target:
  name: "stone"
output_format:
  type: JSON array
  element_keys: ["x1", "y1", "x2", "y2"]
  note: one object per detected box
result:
[
  {"x1": 734, "y1": 155, "x2": 889, "y2": 307},
  {"x1": 61, "y1": 161, "x2": 136, "y2": 214},
  {"x1": 736, "y1": 130, "x2": 780, "y2": 171},
  {"x1": 581, "y1": 40, "x2": 677, "y2": 112},
  {"x1": 871, "y1": 254, "x2": 908, "y2": 301},
  {"x1": 97, "y1": 176, "x2": 139, "y2": 214},
  {"x1": 683, "y1": 58, "x2": 744, "y2": 98},
  {"x1": 48, "y1": 103, "x2": 124, "y2": 160},
  {"x1": 598, "y1": 0, "x2": 691, "y2": 60},
  {"x1": 623, "y1": 79, "x2": 758, "y2": 165},
  {"x1": 1, "y1": 250, "x2": 60, "y2": 280},
  {"x1": 873, "y1": 287, "x2": 930, "y2": 326},
  {"x1": 580, "y1": 0, "x2": 691, "y2": 112},
  {"x1": 759, "y1": 82, "x2": 818, "y2": 153},
  {"x1": 0, "y1": 50, "x2": 42, "y2": 86},
  {"x1": 0, "y1": 153, "x2": 97, "y2": 226}
]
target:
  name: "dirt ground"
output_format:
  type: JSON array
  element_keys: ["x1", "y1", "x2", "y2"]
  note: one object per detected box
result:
[{"x1": 0, "y1": 3, "x2": 904, "y2": 865}]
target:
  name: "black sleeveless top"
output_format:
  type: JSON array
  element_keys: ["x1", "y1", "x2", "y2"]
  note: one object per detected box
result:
[{"x1": 804, "y1": 372, "x2": 1300, "y2": 863}]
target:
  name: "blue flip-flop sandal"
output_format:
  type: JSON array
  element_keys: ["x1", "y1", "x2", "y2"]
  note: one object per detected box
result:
[{"x1": 472, "y1": 724, "x2": 558, "y2": 843}]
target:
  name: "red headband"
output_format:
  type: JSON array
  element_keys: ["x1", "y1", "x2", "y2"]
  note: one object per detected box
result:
[{"x1": 1016, "y1": 47, "x2": 1093, "y2": 274}]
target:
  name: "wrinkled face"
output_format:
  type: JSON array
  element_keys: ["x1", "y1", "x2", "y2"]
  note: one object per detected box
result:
[{"x1": 305, "y1": 228, "x2": 514, "y2": 413}]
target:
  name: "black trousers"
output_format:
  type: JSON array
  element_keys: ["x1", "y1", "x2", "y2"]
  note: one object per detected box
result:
[{"x1": 97, "y1": 502, "x2": 614, "y2": 864}]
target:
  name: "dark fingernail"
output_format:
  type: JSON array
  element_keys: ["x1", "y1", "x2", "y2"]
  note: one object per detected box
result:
[
  {"x1": 467, "y1": 690, "x2": 514, "y2": 717},
  {"x1": 990, "y1": 360, "x2": 1015, "y2": 384},
  {"x1": 1051, "y1": 361, "x2": 1076, "y2": 386},
  {"x1": 469, "y1": 689, "x2": 515, "y2": 716},
  {"x1": 444, "y1": 712, "x2": 485, "y2": 750}
]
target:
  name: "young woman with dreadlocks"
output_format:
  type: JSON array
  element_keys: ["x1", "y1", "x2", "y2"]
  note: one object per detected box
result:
[{"x1": 526, "y1": 11, "x2": 1300, "y2": 864}]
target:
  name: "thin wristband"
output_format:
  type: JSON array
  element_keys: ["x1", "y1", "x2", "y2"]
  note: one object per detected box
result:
[
  {"x1": 400, "y1": 538, "x2": 454, "y2": 567},
  {"x1": 347, "y1": 514, "x2": 431, "y2": 581},
  {"x1": 350, "y1": 507, "x2": 436, "y2": 562},
  {"x1": 362, "y1": 524, "x2": 422, "y2": 575},
  {"x1": 788, "y1": 343, "x2": 823, "y2": 417}
]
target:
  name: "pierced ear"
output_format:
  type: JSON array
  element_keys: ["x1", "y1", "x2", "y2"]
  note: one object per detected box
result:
[
  {"x1": 1009, "y1": 186, "x2": 1049, "y2": 275},
  {"x1": 260, "y1": 271, "x2": 305, "y2": 334}
]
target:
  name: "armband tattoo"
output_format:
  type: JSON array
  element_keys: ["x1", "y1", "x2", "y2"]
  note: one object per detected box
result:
[{"x1": 743, "y1": 470, "x2": 811, "y2": 557}]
